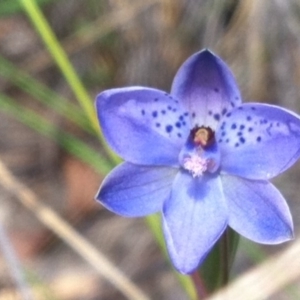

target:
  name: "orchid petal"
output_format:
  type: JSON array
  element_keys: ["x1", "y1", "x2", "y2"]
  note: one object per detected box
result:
[
  {"x1": 171, "y1": 49, "x2": 241, "y2": 130},
  {"x1": 96, "y1": 87, "x2": 190, "y2": 166},
  {"x1": 162, "y1": 171, "x2": 227, "y2": 274},
  {"x1": 218, "y1": 103, "x2": 300, "y2": 179},
  {"x1": 97, "y1": 162, "x2": 178, "y2": 217},
  {"x1": 222, "y1": 175, "x2": 293, "y2": 244}
]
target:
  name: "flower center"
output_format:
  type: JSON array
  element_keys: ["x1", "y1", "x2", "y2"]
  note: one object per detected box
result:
[
  {"x1": 192, "y1": 126, "x2": 214, "y2": 147},
  {"x1": 182, "y1": 150, "x2": 208, "y2": 177},
  {"x1": 179, "y1": 126, "x2": 219, "y2": 177}
]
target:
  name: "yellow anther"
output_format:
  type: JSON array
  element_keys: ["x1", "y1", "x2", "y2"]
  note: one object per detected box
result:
[{"x1": 193, "y1": 127, "x2": 213, "y2": 146}]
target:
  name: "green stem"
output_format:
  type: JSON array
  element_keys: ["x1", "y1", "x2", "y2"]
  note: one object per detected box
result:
[
  {"x1": 220, "y1": 229, "x2": 229, "y2": 286},
  {"x1": 191, "y1": 271, "x2": 209, "y2": 299}
]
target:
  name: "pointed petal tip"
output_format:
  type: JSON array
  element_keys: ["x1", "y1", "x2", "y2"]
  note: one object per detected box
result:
[
  {"x1": 275, "y1": 226, "x2": 294, "y2": 244},
  {"x1": 253, "y1": 228, "x2": 294, "y2": 245},
  {"x1": 174, "y1": 263, "x2": 198, "y2": 275},
  {"x1": 171, "y1": 48, "x2": 241, "y2": 129},
  {"x1": 195, "y1": 48, "x2": 219, "y2": 63},
  {"x1": 94, "y1": 190, "x2": 100, "y2": 202},
  {"x1": 199, "y1": 48, "x2": 216, "y2": 56},
  {"x1": 168, "y1": 244, "x2": 208, "y2": 275}
]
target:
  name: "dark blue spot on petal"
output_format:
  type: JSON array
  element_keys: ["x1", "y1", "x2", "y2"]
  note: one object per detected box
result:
[
  {"x1": 175, "y1": 122, "x2": 181, "y2": 128},
  {"x1": 231, "y1": 102, "x2": 235, "y2": 107},
  {"x1": 247, "y1": 116, "x2": 252, "y2": 121},
  {"x1": 167, "y1": 106, "x2": 172, "y2": 111},
  {"x1": 214, "y1": 88, "x2": 219, "y2": 93},
  {"x1": 226, "y1": 113, "x2": 232, "y2": 118},
  {"x1": 141, "y1": 109, "x2": 145, "y2": 115},
  {"x1": 225, "y1": 139, "x2": 230, "y2": 143},
  {"x1": 251, "y1": 107, "x2": 256, "y2": 110},
  {"x1": 156, "y1": 123, "x2": 161, "y2": 128},
  {"x1": 166, "y1": 125, "x2": 173, "y2": 133},
  {"x1": 214, "y1": 114, "x2": 220, "y2": 121},
  {"x1": 177, "y1": 133, "x2": 182, "y2": 138},
  {"x1": 179, "y1": 115, "x2": 184, "y2": 121},
  {"x1": 221, "y1": 131, "x2": 226, "y2": 137},
  {"x1": 235, "y1": 143, "x2": 240, "y2": 147},
  {"x1": 248, "y1": 127, "x2": 253, "y2": 132},
  {"x1": 240, "y1": 125, "x2": 245, "y2": 130},
  {"x1": 161, "y1": 110, "x2": 166, "y2": 115},
  {"x1": 257, "y1": 136, "x2": 262, "y2": 142},
  {"x1": 260, "y1": 119, "x2": 268, "y2": 125},
  {"x1": 154, "y1": 98, "x2": 159, "y2": 102},
  {"x1": 192, "y1": 112, "x2": 196, "y2": 118},
  {"x1": 238, "y1": 107, "x2": 243, "y2": 110},
  {"x1": 222, "y1": 108, "x2": 227, "y2": 115},
  {"x1": 231, "y1": 123, "x2": 237, "y2": 129},
  {"x1": 237, "y1": 132, "x2": 243, "y2": 136},
  {"x1": 239, "y1": 137, "x2": 245, "y2": 143},
  {"x1": 152, "y1": 111, "x2": 158, "y2": 118},
  {"x1": 208, "y1": 110, "x2": 212, "y2": 116},
  {"x1": 184, "y1": 112, "x2": 189, "y2": 116}
]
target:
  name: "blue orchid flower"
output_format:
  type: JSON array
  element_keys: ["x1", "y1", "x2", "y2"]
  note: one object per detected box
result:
[{"x1": 95, "y1": 49, "x2": 300, "y2": 274}]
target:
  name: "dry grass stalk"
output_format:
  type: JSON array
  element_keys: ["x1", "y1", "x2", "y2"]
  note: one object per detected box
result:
[
  {"x1": 0, "y1": 159, "x2": 149, "y2": 300},
  {"x1": 208, "y1": 240, "x2": 300, "y2": 300}
]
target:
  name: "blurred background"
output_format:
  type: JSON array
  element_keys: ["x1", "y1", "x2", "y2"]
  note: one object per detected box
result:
[{"x1": 1, "y1": 0, "x2": 300, "y2": 299}]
